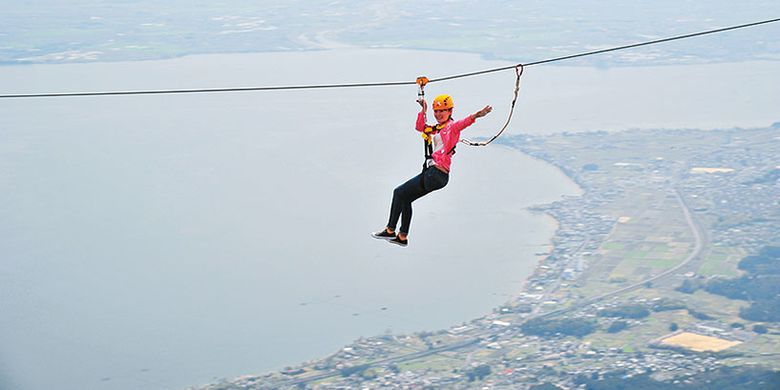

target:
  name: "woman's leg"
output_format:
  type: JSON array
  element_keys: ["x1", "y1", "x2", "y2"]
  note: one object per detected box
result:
[
  {"x1": 387, "y1": 171, "x2": 426, "y2": 233},
  {"x1": 397, "y1": 168, "x2": 449, "y2": 235}
]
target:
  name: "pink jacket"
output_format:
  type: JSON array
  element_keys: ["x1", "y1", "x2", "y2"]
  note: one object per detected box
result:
[{"x1": 416, "y1": 111, "x2": 475, "y2": 172}]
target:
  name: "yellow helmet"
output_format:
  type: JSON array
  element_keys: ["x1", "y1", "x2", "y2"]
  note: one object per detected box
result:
[{"x1": 432, "y1": 94, "x2": 454, "y2": 110}]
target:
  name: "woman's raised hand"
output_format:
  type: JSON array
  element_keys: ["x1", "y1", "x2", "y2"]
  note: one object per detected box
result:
[
  {"x1": 473, "y1": 105, "x2": 492, "y2": 119},
  {"x1": 417, "y1": 98, "x2": 428, "y2": 111}
]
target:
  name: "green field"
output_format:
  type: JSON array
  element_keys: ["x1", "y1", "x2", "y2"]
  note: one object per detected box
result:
[{"x1": 697, "y1": 247, "x2": 745, "y2": 277}]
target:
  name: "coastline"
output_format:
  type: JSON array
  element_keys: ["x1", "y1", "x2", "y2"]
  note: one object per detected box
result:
[
  {"x1": 6, "y1": 51, "x2": 778, "y2": 136},
  {"x1": 520, "y1": 152, "x2": 583, "y2": 290},
  {"x1": 4, "y1": 49, "x2": 778, "y2": 390},
  {"x1": 192, "y1": 145, "x2": 585, "y2": 389},
  {"x1": 232, "y1": 124, "x2": 780, "y2": 389},
  {"x1": 0, "y1": 49, "x2": 580, "y2": 390}
]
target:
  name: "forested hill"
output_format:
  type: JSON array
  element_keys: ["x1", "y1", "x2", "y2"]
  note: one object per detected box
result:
[{"x1": 704, "y1": 246, "x2": 780, "y2": 322}]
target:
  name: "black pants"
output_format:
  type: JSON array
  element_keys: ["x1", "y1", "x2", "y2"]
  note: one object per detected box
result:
[{"x1": 387, "y1": 166, "x2": 450, "y2": 235}]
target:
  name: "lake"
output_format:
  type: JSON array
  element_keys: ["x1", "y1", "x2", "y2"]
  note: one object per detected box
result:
[{"x1": 0, "y1": 49, "x2": 777, "y2": 390}]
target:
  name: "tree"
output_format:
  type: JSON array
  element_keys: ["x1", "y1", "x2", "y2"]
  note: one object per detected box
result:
[
  {"x1": 753, "y1": 324, "x2": 769, "y2": 334},
  {"x1": 669, "y1": 322, "x2": 679, "y2": 331},
  {"x1": 530, "y1": 384, "x2": 563, "y2": 390},
  {"x1": 521, "y1": 317, "x2": 597, "y2": 337},
  {"x1": 705, "y1": 247, "x2": 780, "y2": 322},
  {"x1": 577, "y1": 366, "x2": 780, "y2": 390},
  {"x1": 738, "y1": 252, "x2": 780, "y2": 274},
  {"x1": 340, "y1": 364, "x2": 370, "y2": 377},
  {"x1": 740, "y1": 299, "x2": 780, "y2": 322},
  {"x1": 582, "y1": 163, "x2": 599, "y2": 172},
  {"x1": 652, "y1": 299, "x2": 687, "y2": 312},
  {"x1": 688, "y1": 309, "x2": 714, "y2": 320},
  {"x1": 607, "y1": 320, "x2": 628, "y2": 333},
  {"x1": 705, "y1": 277, "x2": 750, "y2": 300},
  {"x1": 598, "y1": 304, "x2": 650, "y2": 319},
  {"x1": 466, "y1": 365, "x2": 491, "y2": 381},
  {"x1": 474, "y1": 364, "x2": 491, "y2": 379},
  {"x1": 676, "y1": 278, "x2": 701, "y2": 294}
]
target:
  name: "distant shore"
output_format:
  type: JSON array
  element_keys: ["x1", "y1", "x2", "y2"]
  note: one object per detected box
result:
[{"x1": 5, "y1": 50, "x2": 778, "y2": 135}]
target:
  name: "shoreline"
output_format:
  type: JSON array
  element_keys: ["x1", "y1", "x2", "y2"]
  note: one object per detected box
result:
[
  {"x1": 196, "y1": 147, "x2": 584, "y2": 388},
  {"x1": 193, "y1": 120, "x2": 780, "y2": 389},
  {"x1": 236, "y1": 124, "x2": 780, "y2": 389},
  {"x1": 1, "y1": 48, "x2": 582, "y2": 390},
  {"x1": 205, "y1": 124, "x2": 776, "y2": 388},
  {"x1": 6, "y1": 51, "x2": 778, "y2": 136}
]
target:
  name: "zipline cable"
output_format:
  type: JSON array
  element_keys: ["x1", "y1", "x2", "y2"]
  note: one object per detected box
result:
[
  {"x1": 0, "y1": 16, "x2": 778, "y2": 99},
  {"x1": 428, "y1": 16, "x2": 780, "y2": 83},
  {"x1": 0, "y1": 80, "x2": 415, "y2": 99},
  {"x1": 439, "y1": 16, "x2": 780, "y2": 147}
]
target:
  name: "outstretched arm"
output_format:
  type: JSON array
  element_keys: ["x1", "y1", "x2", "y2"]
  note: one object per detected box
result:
[
  {"x1": 470, "y1": 105, "x2": 492, "y2": 120},
  {"x1": 447, "y1": 104, "x2": 491, "y2": 134}
]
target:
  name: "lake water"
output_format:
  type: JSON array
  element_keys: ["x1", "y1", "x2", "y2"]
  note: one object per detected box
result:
[{"x1": 0, "y1": 49, "x2": 777, "y2": 390}]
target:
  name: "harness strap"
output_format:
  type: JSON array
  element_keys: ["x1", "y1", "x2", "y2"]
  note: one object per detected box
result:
[
  {"x1": 460, "y1": 64, "x2": 524, "y2": 147},
  {"x1": 422, "y1": 126, "x2": 437, "y2": 169},
  {"x1": 422, "y1": 123, "x2": 458, "y2": 169},
  {"x1": 424, "y1": 135, "x2": 434, "y2": 159}
]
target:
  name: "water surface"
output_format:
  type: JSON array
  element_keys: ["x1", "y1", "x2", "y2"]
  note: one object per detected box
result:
[{"x1": 0, "y1": 49, "x2": 581, "y2": 390}]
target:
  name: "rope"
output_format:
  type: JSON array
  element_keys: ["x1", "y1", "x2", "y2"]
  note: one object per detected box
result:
[
  {"x1": 0, "y1": 17, "x2": 777, "y2": 100},
  {"x1": 460, "y1": 64, "x2": 523, "y2": 147}
]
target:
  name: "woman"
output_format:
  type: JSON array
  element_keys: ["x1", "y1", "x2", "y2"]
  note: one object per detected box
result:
[{"x1": 373, "y1": 94, "x2": 492, "y2": 247}]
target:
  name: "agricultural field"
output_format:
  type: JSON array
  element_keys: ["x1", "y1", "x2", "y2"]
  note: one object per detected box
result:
[{"x1": 659, "y1": 331, "x2": 741, "y2": 352}]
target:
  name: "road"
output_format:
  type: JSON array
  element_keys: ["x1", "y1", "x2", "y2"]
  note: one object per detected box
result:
[{"x1": 537, "y1": 187, "x2": 705, "y2": 319}]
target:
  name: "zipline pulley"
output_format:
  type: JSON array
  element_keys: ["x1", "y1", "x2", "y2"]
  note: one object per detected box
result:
[{"x1": 416, "y1": 76, "x2": 429, "y2": 101}]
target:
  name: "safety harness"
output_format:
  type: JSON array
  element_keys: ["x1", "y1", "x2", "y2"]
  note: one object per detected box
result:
[
  {"x1": 421, "y1": 123, "x2": 456, "y2": 170},
  {"x1": 416, "y1": 76, "x2": 457, "y2": 170},
  {"x1": 414, "y1": 64, "x2": 524, "y2": 151}
]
